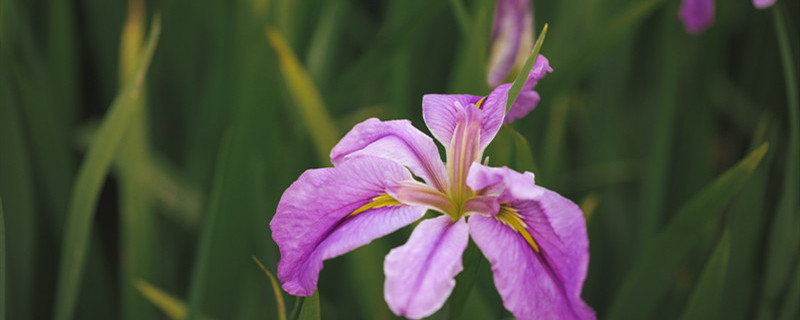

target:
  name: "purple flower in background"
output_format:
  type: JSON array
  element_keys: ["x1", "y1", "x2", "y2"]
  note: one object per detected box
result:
[
  {"x1": 680, "y1": 0, "x2": 776, "y2": 34},
  {"x1": 679, "y1": 0, "x2": 715, "y2": 34},
  {"x1": 753, "y1": 0, "x2": 776, "y2": 9},
  {"x1": 487, "y1": 0, "x2": 533, "y2": 88},
  {"x1": 270, "y1": 56, "x2": 593, "y2": 319}
]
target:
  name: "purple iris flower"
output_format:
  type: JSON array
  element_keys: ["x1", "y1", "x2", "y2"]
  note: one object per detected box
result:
[
  {"x1": 487, "y1": 0, "x2": 533, "y2": 88},
  {"x1": 270, "y1": 55, "x2": 594, "y2": 319},
  {"x1": 680, "y1": 0, "x2": 776, "y2": 34},
  {"x1": 679, "y1": 0, "x2": 715, "y2": 34},
  {"x1": 753, "y1": 0, "x2": 776, "y2": 9}
]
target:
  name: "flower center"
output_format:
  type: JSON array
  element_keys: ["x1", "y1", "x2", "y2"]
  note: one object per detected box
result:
[{"x1": 444, "y1": 104, "x2": 483, "y2": 220}]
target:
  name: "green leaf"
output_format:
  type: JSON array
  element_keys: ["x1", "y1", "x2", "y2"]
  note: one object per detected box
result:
[
  {"x1": 297, "y1": 291, "x2": 320, "y2": 320},
  {"x1": 447, "y1": 240, "x2": 482, "y2": 320},
  {"x1": 252, "y1": 256, "x2": 286, "y2": 320},
  {"x1": 607, "y1": 142, "x2": 768, "y2": 320},
  {"x1": 777, "y1": 228, "x2": 800, "y2": 320},
  {"x1": 506, "y1": 24, "x2": 548, "y2": 112},
  {"x1": 678, "y1": 231, "x2": 731, "y2": 320},
  {"x1": 759, "y1": 7, "x2": 800, "y2": 318},
  {"x1": 508, "y1": 127, "x2": 537, "y2": 173},
  {"x1": 0, "y1": 197, "x2": 5, "y2": 320},
  {"x1": 266, "y1": 28, "x2": 340, "y2": 164},
  {"x1": 53, "y1": 16, "x2": 161, "y2": 320},
  {"x1": 135, "y1": 280, "x2": 189, "y2": 320}
]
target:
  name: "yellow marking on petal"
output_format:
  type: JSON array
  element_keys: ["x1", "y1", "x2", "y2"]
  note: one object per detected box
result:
[
  {"x1": 349, "y1": 193, "x2": 403, "y2": 217},
  {"x1": 496, "y1": 206, "x2": 540, "y2": 253},
  {"x1": 475, "y1": 97, "x2": 487, "y2": 109}
]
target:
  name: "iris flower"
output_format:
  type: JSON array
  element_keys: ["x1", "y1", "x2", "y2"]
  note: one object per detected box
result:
[
  {"x1": 680, "y1": 0, "x2": 776, "y2": 34},
  {"x1": 487, "y1": 0, "x2": 533, "y2": 88},
  {"x1": 270, "y1": 56, "x2": 594, "y2": 319}
]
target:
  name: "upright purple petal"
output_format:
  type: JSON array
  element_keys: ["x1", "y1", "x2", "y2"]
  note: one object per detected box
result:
[
  {"x1": 384, "y1": 216, "x2": 469, "y2": 319},
  {"x1": 331, "y1": 118, "x2": 449, "y2": 191},
  {"x1": 271, "y1": 156, "x2": 426, "y2": 295},
  {"x1": 679, "y1": 0, "x2": 715, "y2": 34},
  {"x1": 753, "y1": 0, "x2": 775, "y2": 9},
  {"x1": 422, "y1": 94, "x2": 502, "y2": 151},
  {"x1": 422, "y1": 94, "x2": 482, "y2": 147},
  {"x1": 466, "y1": 163, "x2": 594, "y2": 319},
  {"x1": 487, "y1": 0, "x2": 533, "y2": 87}
]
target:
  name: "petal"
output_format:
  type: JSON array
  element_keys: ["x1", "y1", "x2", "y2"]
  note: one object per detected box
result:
[
  {"x1": 423, "y1": 93, "x2": 504, "y2": 152},
  {"x1": 467, "y1": 166, "x2": 594, "y2": 320},
  {"x1": 466, "y1": 163, "x2": 539, "y2": 203},
  {"x1": 487, "y1": 0, "x2": 533, "y2": 88},
  {"x1": 753, "y1": 0, "x2": 775, "y2": 9},
  {"x1": 485, "y1": 55, "x2": 553, "y2": 125},
  {"x1": 270, "y1": 156, "x2": 426, "y2": 295},
  {"x1": 384, "y1": 216, "x2": 469, "y2": 319},
  {"x1": 387, "y1": 180, "x2": 456, "y2": 216},
  {"x1": 331, "y1": 118, "x2": 448, "y2": 191},
  {"x1": 422, "y1": 94, "x2": 483, "y2": 147},
  {"x1": 679, "y1": 0, "x2": 714, "y2": 34}
]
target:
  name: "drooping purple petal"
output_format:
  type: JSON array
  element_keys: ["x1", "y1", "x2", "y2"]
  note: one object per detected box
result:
[
  {"x1": 422, "y1": 94, "x2": 482, "y2": 147},
  {"x1": 487, "y1": 0, "x2": 533, "y2": 88},
  {"x1": 484, "y1": 55, "x2": 553, "y2": 126},
  {"x1": 330, "y1": 118, "x2": 449, "y2": 191},
  {"x1": 467, "y1": 164, "x2": 594, "y2": 320},
  {"x1": 271, "y1": 156, "x2": 426, "y2": 295},
  {"x1": 679, "y1": 0, "x2": 715, "y2": 34},
  {"x1": 753, "y1": 0, "x2": 775, "y2": 9},
  {"x1": 384, "y1": 216, "x2": 469, "y2": 319},
  {"x1": 504, "y1": 55, "x2": 553, "y2": 124}
]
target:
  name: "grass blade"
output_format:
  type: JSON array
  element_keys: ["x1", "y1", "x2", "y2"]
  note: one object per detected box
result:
[
  {"x1": 446, "y1": 240, "x2": 482, "y2": 320},
  {"x1": 297, "y1": 291, "x2": 320, "y2": 320},
  {"x1": 777, "y1": 251, "x2": 800, "y2": 320},
  {"x1": 0, "y1": 198, "x2": 5, "y2": 320},
  {"x1": 53, "y1": 16, "x2": 161, "y2": 320},
  {"x1": 607, "y1": 143, "x2": 768, "y2": 320},
  {"x1": 759, "y1": 7, "x2": 800, "y2": 318},
  {"x1": 678, "y1": 231, "x2": 731, "y2": 320},
  {"x1": 505, "y1": 24, "x2": 547, "y2": 112},
  {"x1": 135, "y1": 280, "x2": 188, "y2": 320},
  {"x1": 117, "y1": 2, "x2": 160, "y2": 319},
  {"x1": 266, "y1": 28, "x2": 339, "y2": 164},
  {"x1": 638, "y1": 7, "x2": 679, "y2": 246},
  {"x1": 252, "y1": 256, "x2": 286, "y2": 320}
]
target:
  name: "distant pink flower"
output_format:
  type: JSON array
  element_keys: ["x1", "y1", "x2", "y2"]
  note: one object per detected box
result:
[
  {"x1": 487, "y1": 0, "x2": 533, "y2": 88},
  {"x1": 680, "y1": 0, "x2": 715, "y2": 34},
  {"x1": 680, "y1": 0, "x2": 776, "y2": 34},
  {"x1": 270, "y1": 56, "x2": 593, "y2": 319},
  {"x1": 753, "y1": 0, "x2": 776, "y2": 9}
]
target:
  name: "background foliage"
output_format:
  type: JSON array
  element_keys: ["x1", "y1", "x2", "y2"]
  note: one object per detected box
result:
[{"x1": 0, "y1": 0, "x2": 798, "y2": 319}]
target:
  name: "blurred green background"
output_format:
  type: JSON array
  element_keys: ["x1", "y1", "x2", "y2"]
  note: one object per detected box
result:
[{"x1": 0, "y1": 0, "x2": 798, "y2": 319}]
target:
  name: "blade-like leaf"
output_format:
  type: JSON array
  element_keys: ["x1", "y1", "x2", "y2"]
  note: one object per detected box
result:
[
  {"x1": 252, "y1": 256, "x2": 286, "y2": 320},
  {"x1": 297, "y1": 291, "x2": 320, "y2": 320},
  {"x1": 135, "y1": 280, "x2": 187, "y2": 320},
  {"x1": 760, "y1": 7, "x2": 800, "y2": 318},
  {"x1": 266, "y1": 28, "x2": 339, "y2": 164},
  {"x1": 506, "y1": 24, "x2": 547, "y2": 112},
  {"x1": 607, "y1": 142, "x2": 768, "y2": 320},
  {"x1": 447, "y1": 240, "x2": 482, "y2": 320},
  {"x1": 777, "y1": 227, "x2": 800, "y2": 320},
  {"x1": 0, "y1": 198, "x2": 5, "y2": 320},
  {"x1": 678, "y1": 231, "x2": 731, "y2": 320},
  {"x1": 53, "y1": 16, "x2": 161, "y2": 320}
]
